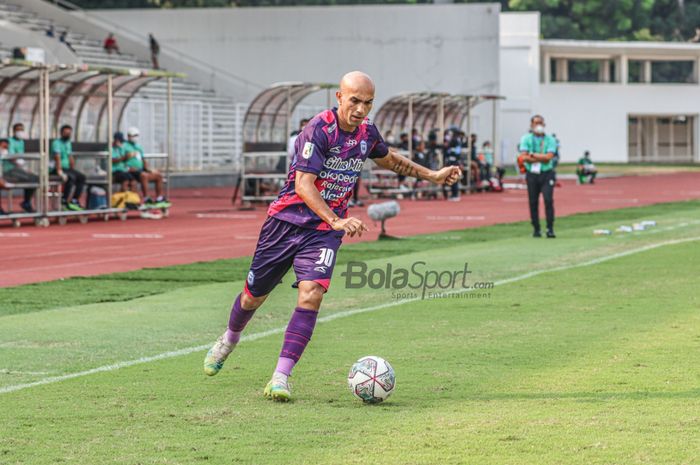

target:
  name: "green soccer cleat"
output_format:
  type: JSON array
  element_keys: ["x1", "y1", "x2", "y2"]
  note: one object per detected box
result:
[
  {"x1": 263, "y1": 373, "x2": 292, "y2": 402},
  {"x1": 203, "y1": 336, "x2": 235, "y2": 376}
]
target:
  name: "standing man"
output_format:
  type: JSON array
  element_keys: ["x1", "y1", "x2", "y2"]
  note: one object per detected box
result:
[
  {"x1": 203, "y1": 71, "x2": 461, "y2": 402},
  {"x1": 519, "y1": 115, "x2": 557, "y2": 238},
  {"x1": 51, "y1": 125, "x2": 86, "y2": 211},
  {"x1": 149, "y1": 33, "x2": 160, "y2": 70},
  {"x1": 3, "y1": 123, "x2": 38, "y2": 212}
]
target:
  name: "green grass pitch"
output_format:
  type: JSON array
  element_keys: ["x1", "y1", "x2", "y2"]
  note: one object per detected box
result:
[{"x1": 1, "y1": 200, "x2": 699, "y2": 464}]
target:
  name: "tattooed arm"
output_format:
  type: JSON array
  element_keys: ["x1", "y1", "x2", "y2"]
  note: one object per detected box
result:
[{"x1": 373, "y1": 147, "x2": 462, "y2": 185}]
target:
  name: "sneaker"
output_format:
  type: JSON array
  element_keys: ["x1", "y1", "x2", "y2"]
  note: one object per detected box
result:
[
  {"x1": 203, "y1": 335, "x2": 235, "y2": 376},
  {"x1": 0, "y1": 207, "x2": 7, "y2": 216},
  {"x1": 20, "y1": 201, "x2": 35, "y2": 213},
  {"x1": 448, "y1": 196, "x2": 461, "y2": 202},
  {"x1": 546, "y1": 230, "x2": 556, "y2": 239},
  {"x1": 155, "y1": 197, "x2": 171, "y2": 209},
  {"x1": 533, "y1": 230, "x2": 542, "y2": 238},
  {"x1": 65, "y1": 201, "x2": 83, "y2": 212},
  {"x1": 263, "y1": 372, "x2": 292, "y2": 402}
]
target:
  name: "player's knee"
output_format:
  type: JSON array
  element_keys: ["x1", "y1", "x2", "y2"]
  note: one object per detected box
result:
[
  {"x1": 241, "y1": 291, "x2": 267, "y2": 310},
  {"x1": 297, "y1": 281, "x2": 325, "y2": 309}
]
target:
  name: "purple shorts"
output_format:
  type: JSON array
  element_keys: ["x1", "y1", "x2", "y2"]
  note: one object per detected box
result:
[{"x1": 244, "y1": 216, "x2": 344, "y2": 297}]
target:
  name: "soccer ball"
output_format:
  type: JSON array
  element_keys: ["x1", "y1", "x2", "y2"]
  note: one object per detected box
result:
[{"x1": 347, "y1": 355, "x2": 395, "y2": 403}]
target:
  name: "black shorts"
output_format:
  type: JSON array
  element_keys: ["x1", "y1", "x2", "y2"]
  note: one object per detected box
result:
[
  {"x1": 113, "y1": 171, "x2": 132, "y2": 183},
  {"x1": 129, "y1": 170, "x2": 144, "y2": 182}
]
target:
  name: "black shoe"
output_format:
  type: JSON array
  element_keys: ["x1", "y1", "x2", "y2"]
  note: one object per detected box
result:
[
  {"x1": 20, "y1": 201, "x2": 35, "y2": 213},
  {"x1": 546, "y1": 230, "x2": 556, "y2": 238},
  {"x1": 0, "y1": 207, "x2": 7, "y2": 216},
  {"x1": 533, "y1": 230, "x2": 542, "y2": 238}
]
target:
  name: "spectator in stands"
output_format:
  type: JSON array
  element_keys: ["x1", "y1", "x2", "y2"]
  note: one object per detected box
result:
[
  {"x1": 123, "y1": 127, "x2": 170, "y2": 207},
  {"x1": 519, "y1": 114, "x2": 557, "y2": 238},
  {"x1": 51, "y1": 125, "x2": 86, "y2": 211},
  {"x1": 111, "y1": 132, "x2": 133, "y2": 192},
  {"x1": 398, "y1": 132, "x2": 409, "y2": 150},
  {"x1": 0, "y1": 139, "x2": 11, "y2": 215},
  {"x1": 411, "y1": 128, "x2": 422, "y2": 148},
  {"x1": 149, "y1": 33, "x2": 160, "y2": 69},
  {"x1": 444, "y1": 138, "x2": 462, "y2": 201},
  {"x1": 576, "y1": 150, "x2": 597, "y2": 184},
  {"x1": 12, "y1": 47, "x2": 27, "y2": 60},
  {"x1": 384, "y1": 130, "x2": 396, "y2": 147},
  {"x1": 287, "y1": 118, "x2": 310, "y2": 158},
  {"x1": 2, "y1": 123, "x2": 38, "y2": 213},
  {"x1": 103, "y1": 33, "x2": 120, "y2": 55},
  {"x1": 59, "y1": 30, "x2": 75, "y2": 53}
]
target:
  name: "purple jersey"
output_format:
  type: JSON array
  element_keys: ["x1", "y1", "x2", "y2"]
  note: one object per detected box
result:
[{"x1": 268, "y1": 108, "x2": 389, "y2": 230}]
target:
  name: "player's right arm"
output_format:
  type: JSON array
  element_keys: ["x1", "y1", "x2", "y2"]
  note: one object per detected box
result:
[{"x1": 294, "y1": 171, "x2": 368, "y2": 237}]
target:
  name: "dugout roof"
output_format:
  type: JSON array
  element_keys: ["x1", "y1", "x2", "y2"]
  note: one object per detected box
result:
[
  {"x1": 374, "y1": 92, "x2": 505, "y2": 136},
  {"x1": 0, "y1": 59, "x2": 183, "y2": 142},
  {"x1": 243, "y1": 81, "x2": 336, "y2": 149}
]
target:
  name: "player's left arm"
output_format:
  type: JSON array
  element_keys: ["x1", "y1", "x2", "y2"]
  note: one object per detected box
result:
[{"x1": 373, "y1": 147, "x2": 461, "y2": 185}]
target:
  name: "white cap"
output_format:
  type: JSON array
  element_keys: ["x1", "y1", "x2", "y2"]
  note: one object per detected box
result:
[{"x1": 127, "y1": 127, "x2": 140, "y2": 137}]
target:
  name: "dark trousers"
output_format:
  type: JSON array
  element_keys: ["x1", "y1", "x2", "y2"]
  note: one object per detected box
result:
[
  {"x1": 4, "y1": 168, "x2": 38, "y2": 203},
  {"x1": 57, "y1": 168, "x2": 86, "y2": 202},
  {"x1": 526, "y1": 170, "x2": 555, "y2": 232}
]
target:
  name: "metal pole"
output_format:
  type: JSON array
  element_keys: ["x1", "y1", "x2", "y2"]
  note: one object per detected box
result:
[
  {"x1": 38, "y1": 68, "x2": 46, "y2": 216},
  {"x1": 466, "y1": 97, "x2": 472, "y2": 195},
  {"x1": 491, "y1": 98, "x2": 498, "y2": 167},
  {"x1": 407, "y1": 95, "x2": 413, "y2": 157},
  {"x1": 43, "y1": 68, "x2": 51, "y2": 214},
  {"x1": 438, "y1": 96, "x2": 445, "y2": 168},
  {"x1": 107, "y1": 74, "x2": 114, "y2": 202},
  {"x1": 166, "y1": 77, "x2": 172, "y2": 200}
]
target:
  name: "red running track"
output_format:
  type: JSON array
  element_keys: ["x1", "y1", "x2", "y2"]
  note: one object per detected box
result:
[{"x1": 1, "y1": 172, "x2": 699, "y2": 287}]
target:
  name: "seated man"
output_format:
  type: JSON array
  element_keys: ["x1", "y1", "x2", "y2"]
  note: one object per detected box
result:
[
  {"x1": 123, "y1": 127, "x2": 170, "y2": 207},
  {"x1": 111, "y1": 132, "x2": 134, "y2": 192},
  {"x1": 51, "y1": 125, "x2": 86, "y2": 211},
  {"x1": 2, "y1": 123, "x2": 38, "y2": 212},
  {"x1": 576, "y1": 150, "x2": 597, "y2": 184}
]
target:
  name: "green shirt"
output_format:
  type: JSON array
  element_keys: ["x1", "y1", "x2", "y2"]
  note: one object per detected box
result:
[
  {"x1": 122, "y1": 141, "x2": 145, "y2": 171},
  {"x1": 51, "y1": 138, "x2": 72, "y2": 170},
  {"x1": 578, "y1": 157, "x2": 593, "y2": 165},
  {"x1": 2, "y1": 137, "x2": 24, "y2": 172},
  {"x1": 112, "y1": 145, "x2": 127, "y2": 172},
  {"x1": 519, "y1": 133, "x2": 557, "y2": 173}
]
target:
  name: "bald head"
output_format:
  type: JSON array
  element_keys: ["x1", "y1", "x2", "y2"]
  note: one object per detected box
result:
[
  {"x1": 339, "y1": 71, "x2": 375, "y2": 94},
  {"x1": 336, "y1": 71, "x2": 376, "y2": 131}
]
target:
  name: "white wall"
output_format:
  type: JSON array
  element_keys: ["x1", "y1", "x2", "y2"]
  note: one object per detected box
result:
[
  {"x1": 539, "y1": 83, "x2": 700, "y2": 163},
  {"x1": 499, "y1": 12, "x2": 539, "y2": 165},
  {"x1": 92, "y1": 4, "x2": 501, "y2": 108}
]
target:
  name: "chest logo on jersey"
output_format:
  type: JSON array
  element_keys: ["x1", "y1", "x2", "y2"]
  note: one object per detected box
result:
[
  {"x1": 345, "y1": 139, "x2": 357, "y2": 147},
  {"x1": 326, "y1": 122, "x2": 337, "y2": 134},
  {"x1": 360, "y1": 140, "x2": 367, "y2": 155},
  {"x1": 329, "y1": 145, "x2": 342, "y2": 154},
  {"x1": 302, "y1": 142, "x2": 314, "y2": 159}
]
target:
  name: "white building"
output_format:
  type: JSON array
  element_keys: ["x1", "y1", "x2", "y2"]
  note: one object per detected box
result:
[{"x1": 500, "y1": 12, "x2": 700, "y2": 164}]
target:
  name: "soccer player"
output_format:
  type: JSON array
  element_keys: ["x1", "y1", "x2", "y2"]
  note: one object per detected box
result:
[
  {"x1": 519, "y1": 115, "x2": 557, "y2": 238},
  {"x1": 203, "y1": 71, "x2": 462, "y2": 402}
]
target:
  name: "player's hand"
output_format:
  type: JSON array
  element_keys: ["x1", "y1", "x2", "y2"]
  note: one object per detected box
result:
[
  {"x1": 433, "y1": 166, "x2": 462, "y2": 186},
  {"x1": 58, "y1": 171, "x2": 67, "y2": 182},
  {"x1": 332, "y1": 217, "x2": 369, "y2": 237}
]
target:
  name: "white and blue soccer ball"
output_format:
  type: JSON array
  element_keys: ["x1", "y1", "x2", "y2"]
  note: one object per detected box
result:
[{"x1": 347, "y1": 355, "x2": 395, "y2": 403}]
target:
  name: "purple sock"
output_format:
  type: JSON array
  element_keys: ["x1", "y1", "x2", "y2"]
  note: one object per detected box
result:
[
  {"x1": 224, "y1": 293, "x2": 256, "y2": 345},
  {"x1": 275, "y1": 307, "x2": 318, "y2": 376}
]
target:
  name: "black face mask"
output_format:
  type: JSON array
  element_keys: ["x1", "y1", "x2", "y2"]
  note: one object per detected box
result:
[{"x1": 62, "y1": 134, "x2": 71, "y2": 141}]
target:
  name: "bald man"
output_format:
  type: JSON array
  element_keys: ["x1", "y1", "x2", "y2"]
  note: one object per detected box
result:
[{"x1": 204, "y1": 71, "x2": 461, "y2": 401}]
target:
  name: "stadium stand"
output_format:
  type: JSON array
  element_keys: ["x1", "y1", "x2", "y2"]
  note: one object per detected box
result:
[{"x1": 0, "y1": 0, "x2": 237, "y2": 170}]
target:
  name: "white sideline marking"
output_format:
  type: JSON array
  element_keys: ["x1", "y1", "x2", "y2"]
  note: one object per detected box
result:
[
  {"x1": 426, "y1": 215, "x2": 485, "y2": 221},
  {"x1": 1, "y1": 235, "x2": 699, "y2": 396},
  {"x1": 0, "y1": 232, "x2": 30, "y2": 238},
  {"x1": 195, "y1": 213, "x2": 259, "y2": 219},
  {"x1": 92, "y1": 233, "x2": 163, "y2": 239}
]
